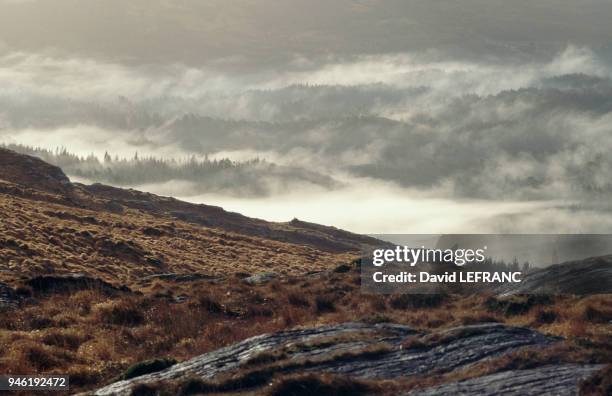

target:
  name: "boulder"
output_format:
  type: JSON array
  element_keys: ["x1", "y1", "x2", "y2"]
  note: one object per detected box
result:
[
  {"x1": 91, "y1": 322, "x2": 561, "y2": 395},
  {"x1": 408, "y1": 364, "x2": 604, "y2": 396},
  {"x1": 244, "y1": 272, "x2": 278, "y2": 285}
]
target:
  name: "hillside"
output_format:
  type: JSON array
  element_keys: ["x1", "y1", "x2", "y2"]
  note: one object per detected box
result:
[
  {"x1": 0, "y1": 147, "x2": 610, "y2": 395},
  {"x1": 0, "y1": 147, "x2": 381, "y2": 287}
]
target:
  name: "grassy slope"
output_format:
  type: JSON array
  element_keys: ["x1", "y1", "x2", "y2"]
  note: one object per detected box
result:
[{"x1": 0, "y1": 148, "x2": 610, "y2": 393}]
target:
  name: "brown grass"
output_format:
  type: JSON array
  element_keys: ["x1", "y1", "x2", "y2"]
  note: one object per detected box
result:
[
  {"x1": 0, "y1": 192, "x2": 354, "y2": 288},
  {"x1": 0, "y1": 261, "x2": 610, "y2": 393},
  {"x1": 579, "y1": 365, "x2": 612, "y2": 396}
]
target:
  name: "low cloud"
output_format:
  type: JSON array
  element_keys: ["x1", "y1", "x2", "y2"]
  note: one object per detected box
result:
[{"x1": 2, "y1": 46, "x2": 612, "y2": 232}]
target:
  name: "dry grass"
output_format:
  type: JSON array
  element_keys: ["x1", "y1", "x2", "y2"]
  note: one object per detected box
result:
[
  {"x1": 579, "y1": 365, "x2": 612, "y2": 396},
  {"x1": 1, "y1": 190, "x2": 611, "y2": 393},
  {"x1": 1, "y1": 265, "x2": 610, "y2": 393},
  {"x1": 2, "y1": 150, "x2": 610, "y2": 394},
  {"x1": 0, "y1": 193, "x2": 353, "y2": 287}
]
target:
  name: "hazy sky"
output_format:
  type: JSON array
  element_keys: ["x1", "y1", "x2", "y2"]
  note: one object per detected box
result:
[
  {"x1": 2, "y1": 0, "x2": 612, "y2": 68},
  {"x1": 1, "y1": 1, "x2": 612, "y2": 234}
]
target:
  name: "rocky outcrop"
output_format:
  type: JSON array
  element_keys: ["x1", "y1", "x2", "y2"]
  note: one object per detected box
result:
[
  {"x1": 0, "y1": 147, "x2": 72, "y2": 195},
  {"x1": 408, "y1": 364, "x2": 604, "y2": 396},
  {"x1": 497, "y1": 255, "x2": 612, "y2": 295},
  {"x1": 91, "y1": 322, "x2": 560, "y2": 395},
  {"x1": 244, "y1": 272, "x2": 278, "y2": 285}
]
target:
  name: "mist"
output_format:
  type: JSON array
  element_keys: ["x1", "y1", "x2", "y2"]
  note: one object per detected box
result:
[{"x1": 1, "y1": 1, "x2": 612, "y2": 233}]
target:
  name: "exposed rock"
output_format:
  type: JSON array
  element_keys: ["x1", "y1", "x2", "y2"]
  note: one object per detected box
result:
[
  {"x1": 25, "y1": 274, "x2": 131, "y2": 296},
  {"x1": 173, "y1": 295, "x2": 189, "y2": 303},
  {"x1": 244, "y1": 272, "x2": 278, "y2": 285},
  {"x1": 0, "y1": 281, "x2": 18, "y2": 310},
  {"x1": 91, "y1": 323, "x2": 559, "y2": 395},
  {"x1": 497, "y1": 255, "x2": 612, "y2": 295},
  {"x1": 0, "y1": 147, "x2": 73, "y2": 195},
  {"x1": 408, "y1": 364, "x2": 605, "y2": 396}
]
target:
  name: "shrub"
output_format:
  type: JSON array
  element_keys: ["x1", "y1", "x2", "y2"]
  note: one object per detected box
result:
[
  {"x1": 579, "y1": 365, "x2": 612, "y2": 396},
  {"x1": 66, "y1": 365, "x2": 101, "y2": 387},
  {"x1": 583, "y1": 306, "x2": 612, "y2": 324},
  {"x1": 14, "y1": 285, "x2": 32, "y2": 297},
  {"x1": 244, "y1": 306, "x2": 274, "y2": 318},
  {"x1": 41, "y1": 329, "x2": 88, "y2": 350},
  {"x1": 179, "y1": 378, "x2": 215, "y2": 395},
  {"x1": 27, "y1": 316, "x2": 56, "y2": 330},
  {"x1": 267, "y1": 373, "x2": 371, "y2": 396},
  {"x1": 390, "y1": 294, "x2": 447, "y2": 310},
  {"x1": 484, "y1": 295, "x2": 552, "y2": 317},
  {"x1": 7, "y1": 341, "x2": 73, "y2": 371},
  {"x1": 314, "y1": 296, "x2": 336, "y2": 314},
  {"x1": 534, "y1": 310, "x2": 557, "y2": 325},
  {"x1": 361, "y1": 314, "x2": 392, "y2": 324},
  {"x1": 130, "y1": 383, "x2": 159, "y2": 396},
  {"x1": 333, "y1": 264, "x2": 351, "y2": 273},
  {"x1": 367, "y1": 296, "x2": 387, "y2": 311},
  {"x1": 198, "y1": 295, "x2": 224, "y2": 314},
  {"x1": 120, "y1": 357, "x2": 177, "y2": 380},
  {"x1": 95, "y1": 299, "x2": 144, "y2": 327},
  {"x1": 287, "y1": 293, "x2": 310, "y2": 308}
]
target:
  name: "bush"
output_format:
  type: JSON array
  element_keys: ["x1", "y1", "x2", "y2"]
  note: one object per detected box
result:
[
  {"x1": 267, "y1": 374, "x2": 371, "y2": 396},
  {"x1": 179, "y1": 378, "x2": 215, "y2": 395},
  {"x1": 95, "y1": 299, "x2": 144, "y2": 327},
  {"x1": 484, "y1": 295, "x2": 552, "y2": 317},
  {"x1": 314, "y1": 296, "x2": 336, "y2": 314},
  {"x1": 66, "y1": 365, "x2": 101, "y2": 387},
  {"x1": 534, "y1": 310, "x2": 557, "y2": 325},
  {"x1": 27, "y1": 316, "x2": 56, "y2": 330},
  {"x1": 390, "y1": 294, "x2": 447, "y2": 310},
  {"x1": 130, "y1": 383, "x2": 159, "y2": 396},
  {"x1": 120, "y1": 358, "x2": 177, "y2": 380},
  {"x1": 244, "y1": 306, "x2": 274, "y2": 318},
  {"x1": 8, "y1": 341, "x2": 73, "y2": 371},
  {"x1": 579, "y1": 365, "x2": 612, "y2": 396},
  {"x1": 333, "y1": 264, "x2": 351, "y2": 273},
  {"x1": 198, "y1": 295, "x2": 224, "y2": 314},
  {"x1": 361, "y1": 314, "x2": 392, "y2": 324},
  {"x1": 41, "y1": 329, "x2": 88, "y2": 350},
  {"x1": 287, "y1": 293, "x2": 310, "y2": 308},
  {"x1": 583, "y1": 306, "x2": 612, "y2": 324}
]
